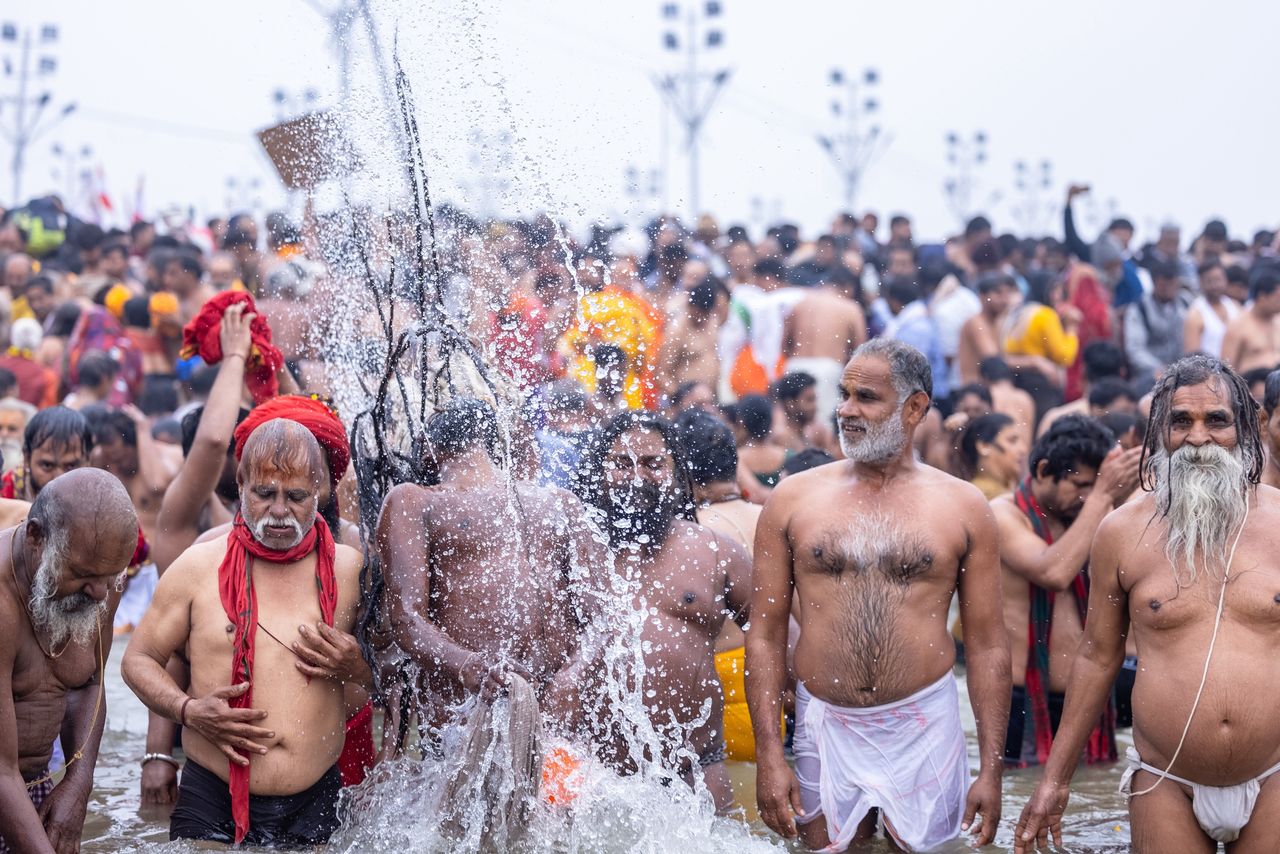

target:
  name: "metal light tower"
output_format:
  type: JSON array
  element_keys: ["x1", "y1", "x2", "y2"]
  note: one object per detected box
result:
[
  {"x1": 0, "y1": 22, "x2": 77, "y2": 205},
  {"x1": 1011, "y1": 158, "x2": 1053, "y2": 234},
  {"x1": 49, "y1": 141, "x2": 92, "y2": 201},
  {"x1": 943, "y1": 130, "x2": 1000, "y2": 225},
  {"x1": 816, "y1": 67, "x2": 890, "y2": 212},
  {"x1": 624, "y1": 163, "x2": 662, "y2": 218},
  {"x1": 655, "y1": 1, "x2": 731, "y2": 221}
]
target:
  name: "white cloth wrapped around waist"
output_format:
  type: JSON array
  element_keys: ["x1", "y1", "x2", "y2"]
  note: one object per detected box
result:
[{"x1": 794, "y1": 671, "x2": 970, "y2": 852}]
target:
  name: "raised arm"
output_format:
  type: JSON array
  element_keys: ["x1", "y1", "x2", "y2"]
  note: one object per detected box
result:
[
  {"x1": 1014, "y1": 509, "x2": 1132, "y2": 854},
  {"x1": 745, "y1": 483, "x2": 802, "y2": 839},
  {"x1": 955, "y1": 486, "x2": 1011, "y2": 846},
  {"x1": 152, "y1": 302, "x2": 252, "y2": 574},
  {"x1": 0, "y1": 598, "x2": 55, "y2": 854},
  {"x1": 994, "y1": 446, "x2": 1139, "y2": 591}
]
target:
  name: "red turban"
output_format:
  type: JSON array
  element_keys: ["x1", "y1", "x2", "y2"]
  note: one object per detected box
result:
[
  {"x1": 180, "y1": 291, "x2": 283, "y2": 405},
  {"x1": 233, "y1": 395, "x2": 350, "y2": 488}
]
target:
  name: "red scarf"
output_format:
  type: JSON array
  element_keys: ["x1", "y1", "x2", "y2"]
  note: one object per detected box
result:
[
  {"x1": 1014, "y1": 479, "x2": 1116, "y2": 766},
  {"x1": 219, "y1": 513, "x2": 337, "y2": 844}
]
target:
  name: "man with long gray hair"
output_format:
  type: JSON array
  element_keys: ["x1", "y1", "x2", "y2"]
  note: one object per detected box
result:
[
  {"x1": 1016, "y1": 354, "x2": 1280, "y2": 853},
  {"x1": 749, "y1": 338, "x2": 1010, "y2": 851},
  {"x1": 0, "y1": 469, "x2": 138, "y2": 853}
]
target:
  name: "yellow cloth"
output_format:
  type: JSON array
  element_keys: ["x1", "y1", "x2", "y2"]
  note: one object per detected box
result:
[
  {"x1": 10, "y1": 296, "x2": 32, "y2": 322},
  {"x1": 971, "y1": 473, "x2": 1010, "y2": 500},
  {"x1": 559, "y1": 286, "x2": 659, "y2": 410},
  {"x1": 1004, "y1": 304, "x2": 1079, "y2": 368},
  {"x1": 715, "y1": 645, "x2": 756, "y2": 762}
]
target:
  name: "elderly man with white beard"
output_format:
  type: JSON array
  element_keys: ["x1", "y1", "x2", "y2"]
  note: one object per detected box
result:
[
  {"x1": 0, "y1": 469, "x2": 138, "y2": 854},
  {"x1": 1016, "y1": 354, "x2": 1280, "y2": 853},
  {"x1": 749, "y1": 338, "x2": 1010, "y2": 852},
  {"x1": 122, "y1": 420, "x2": 363, "y2": 847}
]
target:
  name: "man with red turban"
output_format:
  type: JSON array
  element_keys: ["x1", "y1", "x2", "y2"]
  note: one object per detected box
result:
[{"x1": 123, "y1": 420, "x2": 364, "y2": 846}]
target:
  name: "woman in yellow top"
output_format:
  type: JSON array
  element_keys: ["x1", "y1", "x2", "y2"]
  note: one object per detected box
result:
[{"x1": 1002, "y1": 276, "x2": 1083, "y2": 392}]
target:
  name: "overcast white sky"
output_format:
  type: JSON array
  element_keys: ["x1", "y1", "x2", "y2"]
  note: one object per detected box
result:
[{"x1": 4, "y1": 0, "x2": 1278, "y2": 245}]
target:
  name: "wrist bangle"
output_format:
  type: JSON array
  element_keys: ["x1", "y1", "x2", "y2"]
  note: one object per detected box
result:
[
  {"x1": 179, "y1": 697, "x2": 192, "y2": 726},
  {"x1": 142, "y1": 753, "x2": 181, "y2": 769}
]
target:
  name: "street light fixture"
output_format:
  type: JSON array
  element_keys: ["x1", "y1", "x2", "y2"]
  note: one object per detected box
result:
[
  {"x1": 0, "y1": 21, "x2": 76, "y2": 204},
  {"x1": 653, "y1": 0, "x2": 731, "y2": 220},
  {"x1": 815, "y1": 65, "x2": 890, "y2": 211}
]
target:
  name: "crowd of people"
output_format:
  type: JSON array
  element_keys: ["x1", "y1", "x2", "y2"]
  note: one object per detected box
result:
[{"x1": 1, "y1": 182, "x2": 1279, "y2": 852}]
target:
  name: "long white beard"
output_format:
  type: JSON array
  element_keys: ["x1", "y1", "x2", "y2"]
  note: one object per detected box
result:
[
  {"x1": 242, "y1": 497, "x2": 312, "y2": 549},
  {"x1": 28, "y1": 549, "x2": 104, "y2": 647},
  {"x1": 839, "y1": 402, "x2": 908, "y2": 464},
  {"x1": 1151, "y1": 443, "x2": 1250, "y2": 586}
]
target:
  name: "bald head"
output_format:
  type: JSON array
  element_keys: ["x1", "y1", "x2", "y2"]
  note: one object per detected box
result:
[
  {"x1": 238, "y1": 419, "x2": 324, "y2": 487},
  {"x1": 24, "y1": 469, "x2": 138, "y2": 640},
  {"x1": 30, "y1": 467, "x2": 137, "y2": 555}
]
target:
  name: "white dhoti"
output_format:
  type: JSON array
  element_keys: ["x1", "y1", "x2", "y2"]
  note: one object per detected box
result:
[
  {"x1": 784, "y1": 356, "x2": 845, "y2": 425},
  {"x1": 113, "y1": 562, "x2": 158, "y2": 631},
  {"x1": 794, "y1": 672, "x2": 969, "y2": 852}
]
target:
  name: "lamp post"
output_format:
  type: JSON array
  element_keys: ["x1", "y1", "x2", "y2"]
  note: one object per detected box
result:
[
  {"x1": 815, "y1": 67, "x2": 889, "y2": 211},
  {"x1": 943, "y1": 130, "x2": 999, "y2": 225},
  {"x1": 49, "y1": 141, "x2": 92, "y2": 201},
  {"x1": 1012, "y1": 158, "x2": 1053, "y2": 233},
  {"x1": 271, "y1": 87, "x2": 322, "y2": 122},
  {"x1": 1, "y1": 22, "x2": 77, "y2": 205},
  {"x1": 654, "y1": 1, "x2": 731, "y2": 221}
]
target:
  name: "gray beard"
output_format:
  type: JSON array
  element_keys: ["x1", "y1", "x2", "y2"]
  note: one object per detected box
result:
[
  {"x1": 28, "y1": 549, "x2": 104, "y2": 647},
  {"x1": 839, "y1": 402, "x2": 908, "y2": 464},
  {"x1": 241, "y1": 496, "x2": 313, "y2": 549},
  {"x1": 1151, "y1": 443, "x2": 1250, "y2": 585}
]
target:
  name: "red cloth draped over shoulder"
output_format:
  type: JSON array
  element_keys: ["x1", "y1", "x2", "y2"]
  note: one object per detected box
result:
[
  {"x1": 219, "y1": 513, "x2": 336, "y2": 843},
  {"x1": 180, "y1": 291, "x2": 283, "y2": 405}
]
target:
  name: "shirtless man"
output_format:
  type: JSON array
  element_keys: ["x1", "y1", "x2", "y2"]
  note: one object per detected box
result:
[
  {"x1": 674, "y1": 408, "x2": 764, "y2": 762},
  {"x1": 1221, "y1": 265, "x2": 1280, "y2": 374},
  {"x1": 0, "y1": 470, "x2": 136, "y2": 854},
  {"x1": 749, "y1": 339, "x2": 1009, "y2": 852},
  {"x1": 658, "y1": 277, "x2": 726, "y2": 398},
  {"x1": 2, "y1": 408, "x2": 93, "y2": 504},
  {"x1": 771, "y1": 372, "x2": 838, "y2": 455},
  {"x1": 83, "y1": 405, "x2": 179, "y2": 543},
  {"x1": 783, "y1": 281, "x2": 867, "y2": 420},
  {"x1": 374, "y1": 399, "x2": 600, "y2": 754},
  {"x1": 1263, "y1": 371, "x2": 1280, "y2": 490},
  {"x1": 978, "y1": 357, "x2": 1036, "y2": 451},
  {"x1": 161, "y1": 252, "x2": 215, "y2": 324},
  {"x1": 574, "y1": 411, "x2": 751, "y2": 811},
  {"x1": 1016, "y1": 355, "x2": 1280, "y2": 853},
  {"x1": 992, "y1": 415, "x2": 1139, "y2": 767},
  {"x1": 958, "y1": 273, "x2": 1019, "y2": 385},
  {"x1": 1184, "y1": 259, "x2": 1240, "y2": 359},
  {"x1": 122, "y1": 421, "x2": 364, "y2": 846}
]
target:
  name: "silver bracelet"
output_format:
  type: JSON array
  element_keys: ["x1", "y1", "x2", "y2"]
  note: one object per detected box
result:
[{"x1": 141, "y1": 753, "x2": 181, "y2": 769}]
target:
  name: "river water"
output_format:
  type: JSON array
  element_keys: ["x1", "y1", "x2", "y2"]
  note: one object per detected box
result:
[{"x1": 78, "y1": 641, "x2": 1134, "y2": 853}]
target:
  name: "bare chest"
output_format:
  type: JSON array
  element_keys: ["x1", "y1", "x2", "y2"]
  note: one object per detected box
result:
[
  {"x1": 621, "y1": 544, "x2": 726, "y2": 631},
  {"x1": 12, "y1": 638, "x2": 98, "y2": 700},
  {"x1": 1126, "y1": 543, "x2": 1280, "y2": 633}
]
